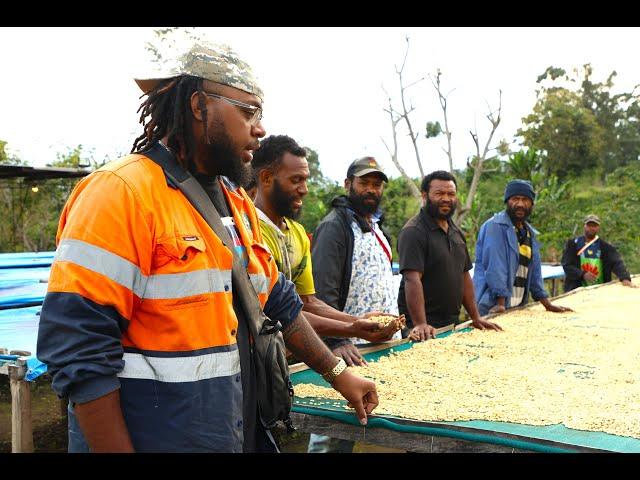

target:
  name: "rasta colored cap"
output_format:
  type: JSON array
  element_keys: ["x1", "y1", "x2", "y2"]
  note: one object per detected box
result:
[
  {"x1": 346, "y1": 157, "x2": 388, "y2": 182},
  {"x1": 134, "y1": 41, "x2": 264, "y2": 101}
]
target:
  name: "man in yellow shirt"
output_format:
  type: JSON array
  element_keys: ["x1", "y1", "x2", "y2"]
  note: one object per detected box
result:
[{"x1": 253, "y1": 135, "x2": 399, "y2": 357}]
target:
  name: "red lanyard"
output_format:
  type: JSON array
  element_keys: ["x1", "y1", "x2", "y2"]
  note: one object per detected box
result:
[{"x1": 371, "y1": 226, "x2": 392, "y2": 263}]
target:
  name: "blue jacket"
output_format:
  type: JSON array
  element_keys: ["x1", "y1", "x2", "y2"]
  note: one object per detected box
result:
[{"x1": 473, "y1": 211, "x2": 548, "y2": 316}]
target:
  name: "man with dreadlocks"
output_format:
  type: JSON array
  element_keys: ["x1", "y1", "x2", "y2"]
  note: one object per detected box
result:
[{"x1": 36, "y1": 40, "x2": 378, "y2": 453}]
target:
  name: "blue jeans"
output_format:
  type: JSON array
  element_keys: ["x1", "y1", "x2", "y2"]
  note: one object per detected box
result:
[
  {"x1": 67, "y1": 403, "x2": 90, "y2": 453},
  {"x1": 307, "y1": 433, "x2": 354, "y2": 453}
]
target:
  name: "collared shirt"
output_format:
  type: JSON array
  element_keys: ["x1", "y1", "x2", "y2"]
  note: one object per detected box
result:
[
  {"x1": 397, "y1": 208, "x2": 472, "y2": 328},
  {"x1": 257, "y1": 209, "x2": 315, "y2": 296},
  {"x1": 343, "y1": 217, "x2": 399, "y2": 345}
]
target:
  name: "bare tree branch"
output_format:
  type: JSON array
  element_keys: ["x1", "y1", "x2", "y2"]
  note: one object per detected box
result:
[
  {"x1": 404, "y1": 78, "x2": 425, "y2": 91},
  {"x1": 456, "y1": 90, "x2": 503, "y2": 225},
  {"x1": 430, "y1": 70, "x2": 455, "y2": 173},
  {"x1": 380, "y1": 39, "x2": 425, "y2": 199},
  {"x1": 381, "y1": 136, "x2": 392, "y2": 156},
  {"x1": 396, "y1": 37, "x2": 424, "y2": 179},
  {"x1": 381, "y1": 92, "x2": 421, "y2": 198}
]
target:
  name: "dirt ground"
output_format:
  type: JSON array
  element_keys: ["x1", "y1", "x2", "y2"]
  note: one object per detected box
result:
[
  {"x1": 0, "y1": 375, "x2": 401, "y2": 453},
  {"x1": 0, "y1": 374, "x2": 68, "y2": 452}
]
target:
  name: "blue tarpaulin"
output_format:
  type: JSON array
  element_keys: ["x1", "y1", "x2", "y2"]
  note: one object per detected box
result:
[
  {"x1": 466, "y1": 262, "x2": 565, "y2": 280},
  {"x1": 0, "y1": 266, "x2": 50, "y2": 289},
  {"x1": 0, "y1": 306, "x2": 47, "y2": 380},
  {"x1": 0, "y1": 251, "x2": 55, "y2": 269},
  {"x1": 541, "y1": 263, "x2": 565, "y2": 279},
  {"x1": 0, "y1": 282, "x2": 49, "y2": 308},
  {"x1": 0, "y1": 265, "x2": 50, "y2": 308}
]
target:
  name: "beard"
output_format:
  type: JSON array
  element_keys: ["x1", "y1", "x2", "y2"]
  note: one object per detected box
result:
[
  {"x1": 426, "y1": 197, "x2": 457, "y2": 219},
  {"x1": 506, "y1": 203, "x2": 533, "y2": 223},
  {"x1": 348, "y1": 184, "x2": 381, "y2": 216},
  {"x1": 200, "y1": 125, "x2": 253, "y2": 187},
  {"x1": 271, "y1": 178, "x2": 303, "y2": 220}
]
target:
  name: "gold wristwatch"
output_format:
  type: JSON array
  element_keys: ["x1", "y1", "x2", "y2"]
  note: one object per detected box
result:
[{"x1": 322, "y1": 357, "x2": 348, "y2": 384}]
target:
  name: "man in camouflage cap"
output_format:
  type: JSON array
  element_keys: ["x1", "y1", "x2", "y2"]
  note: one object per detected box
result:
[
  {"x1": 130, "y1": 40, "x2": 266, "y2": 186},
  {"x1": 134, "y1": 41, "x2": 264, "y2": 101},
  {"x1": 37, "y1": 39, "x2": 379, "y2": 453}
]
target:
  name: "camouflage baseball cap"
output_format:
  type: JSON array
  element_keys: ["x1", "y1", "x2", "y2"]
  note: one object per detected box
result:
[
  {"x1": 346, "y1": 156, "x2": 388, "y2": 182},
  {"x1": 584, "y1": 214, "x2": 601, "y2": 225},
  {"x1": 134, "y1": 41, "x2": 264, "y2": 101}
]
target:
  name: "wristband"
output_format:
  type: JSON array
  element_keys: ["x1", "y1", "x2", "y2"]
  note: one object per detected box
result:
[{"x1": 321, "y1": 357, "x2": 348, "y2": 384}]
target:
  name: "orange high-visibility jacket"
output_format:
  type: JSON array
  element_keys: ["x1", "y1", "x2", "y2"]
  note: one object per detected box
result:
[{"x1": 37, "y1": 152, "x2": 281, "y2": 452}]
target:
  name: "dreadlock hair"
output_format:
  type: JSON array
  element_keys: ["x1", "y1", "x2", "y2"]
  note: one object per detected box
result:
[
  {"x1": 131, "y1": 75, "x2": 209, "y2": 172},
  {"x1": 251, "y1": 135, "x2": 307, "y2": 179}
]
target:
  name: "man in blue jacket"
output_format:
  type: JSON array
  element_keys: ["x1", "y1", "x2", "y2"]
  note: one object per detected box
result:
[{"x1": 473, "y1": 180, "x2": 573, "y2": 316}]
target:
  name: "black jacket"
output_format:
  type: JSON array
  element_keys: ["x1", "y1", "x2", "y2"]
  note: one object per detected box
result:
[
  {"x1": 561, "y1": 236, "x2": 631, "y2": 292},
  {"x1": 311, "y1": 196, "x2": 392, "y2": 349}
]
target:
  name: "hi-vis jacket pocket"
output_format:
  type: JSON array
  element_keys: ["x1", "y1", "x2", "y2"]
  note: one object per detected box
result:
[
  {"x1": 148, "y1": 233, "x2": 214, "y2": 308},
  {"x1": 153, "y1": 234, "x2": 207, "y2": 270}
]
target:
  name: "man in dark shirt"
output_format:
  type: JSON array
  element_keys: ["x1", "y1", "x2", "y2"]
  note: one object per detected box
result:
[
  {"x1": 561, "y1": 214, "x2": 634, "y2": 292},
  {"x1": 397, "y1": 171, "x2": 501, "y2": 341}
]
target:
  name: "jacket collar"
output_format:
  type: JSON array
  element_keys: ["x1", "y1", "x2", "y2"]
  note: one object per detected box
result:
[
  {"x1": 494, "y1": 210, "x2": 540, "y2": 236},
  {"x1": 331, "y1": 195, "x2": 378, "y2": 233},
  {"x1": 256, "y1": 208, "x2": 286, "y2": 239},
  {"x1": 145, "y1": 142, "x2": 241, "y2": 195}
]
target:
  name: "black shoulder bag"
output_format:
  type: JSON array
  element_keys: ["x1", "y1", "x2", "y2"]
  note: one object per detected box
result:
[{"x1": 144, "y1": 143, "x2": 295, "y2": 432}]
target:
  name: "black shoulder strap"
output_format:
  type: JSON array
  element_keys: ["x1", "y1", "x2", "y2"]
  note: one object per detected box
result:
[{"x1": 142, "y1": 142, "x2": 280, "y2": 337}]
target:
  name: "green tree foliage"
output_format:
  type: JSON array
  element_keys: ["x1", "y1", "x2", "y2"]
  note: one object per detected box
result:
[
  {"x1": 520, "y1": 87, "x2": 605, "y2": 178},
  {"x1": 531, "y1": 164, "x2": 639, "y2": 273},
  {"x1": 380, "y1": 177, "x2": 421, "y2": 259},
  {"x1": 297, "y1": 147, "x2": 343, "y2": 236},
  {"x1": 519, "y1": 64, "x2": 640, "y2": 179},
  {"x1": 0, "y1": 142, "x2": 91, "y2": 252},
  {"x1": 457, "y1": 158, "x2": 507, "y2": 254},
  {"x1": 425, "y1": 121, "x2": 443, "y2": 139},
  {"x1": 506, "y1": 148, "x2": 543, "y2": 182},
  {"x1": 0, "y1": 140, "x2": 27, "y2": 166},
  {"x1": 0, "y1": 140, "x2": 8, "y2": 163}
]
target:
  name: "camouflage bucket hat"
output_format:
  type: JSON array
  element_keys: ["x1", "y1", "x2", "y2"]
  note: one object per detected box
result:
[{"x1": 135, "y1": 41, "x2": 264, "y2": 101}]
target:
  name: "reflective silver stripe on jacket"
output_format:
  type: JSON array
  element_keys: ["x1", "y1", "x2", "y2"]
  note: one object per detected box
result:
[
  {"x1": 56, "y1": 239, "x2": 232, "y2": 299},
  {"x1": 118, "y1": 349, "x2": 240, "y2": 382}
]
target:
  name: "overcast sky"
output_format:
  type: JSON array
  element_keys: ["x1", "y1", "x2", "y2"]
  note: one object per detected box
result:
[{"x1": 1, "y1": 27, "x2": 639, "y2": 182}]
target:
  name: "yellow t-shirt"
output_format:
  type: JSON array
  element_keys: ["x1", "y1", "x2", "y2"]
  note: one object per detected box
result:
[{"x1": 258, "y1": 210, "x2": 316, "y2": 296}]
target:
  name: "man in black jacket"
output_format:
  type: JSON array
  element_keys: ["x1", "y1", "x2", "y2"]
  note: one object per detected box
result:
[
  {"x1": 561, "y1": 214, "x2": 634, "y2": 292},
  {"x1": 308, "y1": 156, "x2": 399, "y2": 453},
  {"x1": 311, "y1": 157, "x2": 398, "y2": 363}
]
